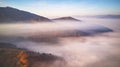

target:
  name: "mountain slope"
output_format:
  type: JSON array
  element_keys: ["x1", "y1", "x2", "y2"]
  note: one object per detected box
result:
[
  {"x1": 53, "y1": 16, "x2": 81, "y2": 22},
  {"x1": 0, "y1": 42, "x2": 16, "y2": 48},
  {"x1": 0, "y1": 7, "x2": 51, "y2": 23},
  {"x1": 0, "y1": 42, "x2": 64, "y2": 67}
]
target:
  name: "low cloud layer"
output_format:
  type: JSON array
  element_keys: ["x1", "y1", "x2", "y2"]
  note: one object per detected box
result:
[
  {"x1": 0, "y1": 19, "x2": 120, "y2": 67},
  {"x1": 13, "y1": 32, "x2": 120, "y2": 67}
]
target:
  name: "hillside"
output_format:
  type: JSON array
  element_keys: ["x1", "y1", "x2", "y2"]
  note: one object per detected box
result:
[
  {"x1": 0, "y1": 7, "x2": 51, "y2": 23},
  {"x1": 53, "y1": 16, "x2": 81, "y2": 22},
  {"x1": 0, "y1": 42, "x2": 64, "y2": 67}
]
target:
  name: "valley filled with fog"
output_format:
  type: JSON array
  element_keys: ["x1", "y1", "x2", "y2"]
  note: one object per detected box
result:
[{"x1": 0, "y1": 18, "x2": 120, "y2": 67}]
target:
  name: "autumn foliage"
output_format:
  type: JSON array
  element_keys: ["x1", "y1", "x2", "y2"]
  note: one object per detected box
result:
[{"x1": 17, "y1": 51, "x2": 29, "y2": 67}]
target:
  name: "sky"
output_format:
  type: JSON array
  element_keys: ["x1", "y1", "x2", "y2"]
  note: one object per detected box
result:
[{"x1": 0, "y1": 0, "x2": 120, "y2": 18}]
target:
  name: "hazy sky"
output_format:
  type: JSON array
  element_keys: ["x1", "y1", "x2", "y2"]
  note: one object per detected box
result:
[{"x1": 0, "y1": 0, "x2": 120, "y2": 18}]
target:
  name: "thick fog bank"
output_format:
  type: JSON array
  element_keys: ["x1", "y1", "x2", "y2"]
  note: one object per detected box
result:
[
  {"x1": 0, "y1": 19, "x2": 120, "y2": 67},
  {"x1": 13, "y1": 32, "x2": 120, "y2": 67}
]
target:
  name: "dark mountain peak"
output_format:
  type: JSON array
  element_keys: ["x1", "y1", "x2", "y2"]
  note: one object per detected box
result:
[
  {"x1": 4, "y1": 6, "x2": 15, "y2": 9},
  {"x1": 53, "y1": 16, "x2": 81, "y2": 22},
  {"x1": 59, "y1": 16, "x2": 74, "y2": 19},
  {"x1": 0, "y1": 7, "x2": 52, "y2": 23}
]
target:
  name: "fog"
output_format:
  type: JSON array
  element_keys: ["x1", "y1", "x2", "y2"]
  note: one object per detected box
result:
[
  {"x1": 0, "y1": 18, "x2": 120, "y2": 67},
  {"x1": 76, "y1": 17, "x2": 120, "y2": 31}
]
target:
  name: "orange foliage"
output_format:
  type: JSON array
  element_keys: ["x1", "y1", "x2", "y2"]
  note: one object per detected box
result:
[{"x1": 17, "y1": 51, "x2": 28, "y2": 67}]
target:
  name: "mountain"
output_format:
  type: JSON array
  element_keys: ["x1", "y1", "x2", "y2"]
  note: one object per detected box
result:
[
  {"x1": 53, "y1": 16, "x2": 81, "y2": 22},
  {"x1": 0, "y1": 7, "x2": 52, "y2": 23},
  {"x1": 94, "y1": 15, "x2": 120, "y2": 19},
  {"x1": 80, "y1": 15, "x2": 120, "y2": 19},
  {"x1": 0, "y1": 43, "x2": 64, "y2": 67},
  {"x1": 0, "y1": 48, "x2": 63, "y2": 67}
]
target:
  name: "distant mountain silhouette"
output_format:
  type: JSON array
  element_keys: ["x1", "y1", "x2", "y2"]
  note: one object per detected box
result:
[
  {"x1": 82, "y1": 15, "x2": 120, "y2": 19},
  {"x1": 94, "y1": 15, "x2": 120, "y2": 19},
  {"x1": 53, "y1": 16, "x2": 81, "y2": 22},
  {"x1": 0, "y1": 7, "x2": 52, "y2": 23}
]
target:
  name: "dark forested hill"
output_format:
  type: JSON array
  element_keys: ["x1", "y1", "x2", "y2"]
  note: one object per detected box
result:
[
  {"x1": 53, "y1": 16, "x2": 81, "y2": 22},
  {"x1": 0, "y1": 7, "x2": 51, "y2": 23},
  {"x1": 0, "y1": 42, "x2": 64, "y2": 67}
]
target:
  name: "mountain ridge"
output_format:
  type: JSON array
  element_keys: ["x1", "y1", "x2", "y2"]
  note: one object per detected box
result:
[
  {"x1": 78, "y1": 15, "x2": 120, "y2": 19},
  {"x1": 0, "y1": 7, "x2": 52, "y2": 23},
  {"x1": 53, "y1": 16, "x2": 81, "y2": 22}
]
